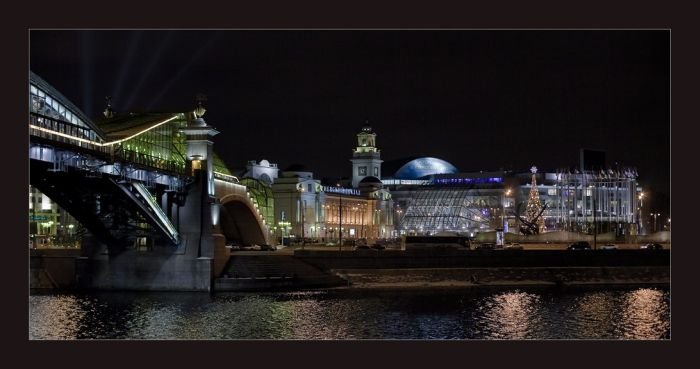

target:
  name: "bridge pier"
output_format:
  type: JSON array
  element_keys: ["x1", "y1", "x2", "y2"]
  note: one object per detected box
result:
[
  {"x1": 74, "y1": 110, "x2": 227, "y2": 291},
  {"x1": 76, "y1": 169, "x2": 224, "y2": 291}
]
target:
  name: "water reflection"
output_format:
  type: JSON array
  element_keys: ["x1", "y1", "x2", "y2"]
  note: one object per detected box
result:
[
  {"x1": 29, "y1": 287, "x2": 670, "y2": 340},
  {"x1": 478, "y1": 291, "x2": 541, "y2": 339},
  {"x1": 569, "y1": 292, "x2": 618, "y2": 339},
  {"x1": 29, "y1": 295, "x2": 81, "y2": 339},
  {"x1": 616, "y1": 288, "x2": 670, "y2": 339}
]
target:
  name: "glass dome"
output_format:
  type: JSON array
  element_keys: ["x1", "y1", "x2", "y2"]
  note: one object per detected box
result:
[{"x1": 393, "y1": 157, "x2": 458, "y2": 179}]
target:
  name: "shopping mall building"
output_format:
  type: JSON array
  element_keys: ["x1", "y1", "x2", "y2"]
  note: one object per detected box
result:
[{"x1": 383, "y1": 161, "x2": 642, "y2": 237}]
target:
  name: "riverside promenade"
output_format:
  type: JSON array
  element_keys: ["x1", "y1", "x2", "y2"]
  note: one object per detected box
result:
[
  {"x1": 290, "y1": 246, "x2": 670, "y2": 291},
  {"x1": 31, "y1": 246, "x2": 670, "y2": 292}
]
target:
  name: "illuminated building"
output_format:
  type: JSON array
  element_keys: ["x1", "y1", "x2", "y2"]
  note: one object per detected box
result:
[
  {"x1": 351, "y1": 124, "x2": 383, "y2": 188},
  {"x1": 383, "y1": 163, "x2": 642, "y2": 236},
  {"x1": 269, "y1": 165, "x2": 394, "y2": 243},
  {"x1": 29, "y1": 186, "x2": 80, "y2": 248}
]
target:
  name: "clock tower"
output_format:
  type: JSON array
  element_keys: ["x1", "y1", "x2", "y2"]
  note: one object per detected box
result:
[{"x1": 351, "y1": 124, "x2": 383, "y2": 188}]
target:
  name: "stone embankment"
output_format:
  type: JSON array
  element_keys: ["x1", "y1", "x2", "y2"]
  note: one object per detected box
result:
[
  {"x1": 31, "y1": 248, "x2": 670, "y2": 292},
  {"x1": 296, "y1": 249, "x2": 670, "y2": 290},
  {"x1": 332, "y1": 266, "x2": 669, "y2": 290}
]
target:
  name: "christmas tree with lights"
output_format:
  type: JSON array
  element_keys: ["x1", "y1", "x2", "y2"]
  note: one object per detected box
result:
[{"x1": 525, "y1": 166, "x2": 545, "y2": 233}]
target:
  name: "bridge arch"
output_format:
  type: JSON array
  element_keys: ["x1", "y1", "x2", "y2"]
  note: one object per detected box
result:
[{"x1": 217, "y1": 184, "x2": 270, "y2": 246}]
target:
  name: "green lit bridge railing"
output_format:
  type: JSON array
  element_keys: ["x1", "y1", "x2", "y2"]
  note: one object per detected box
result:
[
  {"x1": 30, "y1": 112, "x2": 187, "y2": 175},
  {"x1": 131, "y1": 182, "x2": 179, "y2": 244}
]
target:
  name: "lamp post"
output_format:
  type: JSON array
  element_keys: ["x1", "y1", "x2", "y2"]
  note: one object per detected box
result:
[
  {"x1": 361, "y1": 204, "x2": 366, "y2": 239},
  {"x1": 638, "y1": 192, "x2": 644, "y2": 234},
  {"x1": 502, "y1": 188, "x2": 511, "y2": 231},
  {"x1": 337, "y1": 183, "x2": 343, "y2": 252},
  {"x1": 593, "y1": 192, "x2": 597, "y2": 250},
  {"x1": 652, "y1": 212, "x2": 661, "y2": 233}
]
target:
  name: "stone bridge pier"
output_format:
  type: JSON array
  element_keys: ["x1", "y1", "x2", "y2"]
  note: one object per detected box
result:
[
  {"x1": 77, "y1": 167, "x2": 222, "y2": 291},
  {"x1": 76, "y1": 110, "x2": 269, "y2": 291}
]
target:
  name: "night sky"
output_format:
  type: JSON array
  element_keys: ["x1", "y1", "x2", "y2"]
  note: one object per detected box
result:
[{"x1": 30, "y1": 30, "x2": 670, "y2": 202}]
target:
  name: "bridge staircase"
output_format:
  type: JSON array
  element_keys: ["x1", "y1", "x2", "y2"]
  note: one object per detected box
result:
[
  {"x1": 215, "y1": 254, "x2": 346, "y2": 291},
  {"x1": 112, "y1": 180, "x2": 179, "y2": 246},
  {"x1": 31, "y1": 159, "x2": 181, "y2": 252}
]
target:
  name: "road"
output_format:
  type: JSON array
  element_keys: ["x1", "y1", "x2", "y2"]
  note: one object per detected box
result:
[{"x1": 239, "y1": 242, "x2": 671, "y2": 255}]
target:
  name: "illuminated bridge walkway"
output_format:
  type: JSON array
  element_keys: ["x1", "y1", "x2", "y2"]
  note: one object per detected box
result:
[{"x1": 29, "y1": 72, "x2": 270, "y2": 290}]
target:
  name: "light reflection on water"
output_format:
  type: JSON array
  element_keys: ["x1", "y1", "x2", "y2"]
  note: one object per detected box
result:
[{"x1": 29, "y1": 287, "x2": 670, "y2": 340}]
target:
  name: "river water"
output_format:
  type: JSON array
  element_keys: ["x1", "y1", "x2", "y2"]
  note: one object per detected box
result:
[{"x1": 29, "y1": 286, "x2": 670, "y2": 340}]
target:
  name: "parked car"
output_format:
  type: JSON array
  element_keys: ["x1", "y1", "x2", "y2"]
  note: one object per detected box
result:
[
  {"x1": 641, "y1": 243, "x2": 663, "y2": 250},
  {"x1": 355, "y1": 239, "x2": 368, "y2": 247},
  {"x1": 260, "y1": 244, "x2": 276, "y2": 251},
  {"x1": 567, "y1": 241, "x2": 591, "y2": 250},
  {"x1": 475, "y1": 243, "x2": 495, "y2": 250},
  {"x1": 354, "y1": 245, "x2": 371, "y2": 250},
  {"x1": 504, "y1": 242, "x2": 524, "y2": 250},
  {"x1": 600, "y1": 244, "x2": 618, "y2": 250},
  {"x1": 370, "y1": 243, "x2": 386, "y2": 250}
]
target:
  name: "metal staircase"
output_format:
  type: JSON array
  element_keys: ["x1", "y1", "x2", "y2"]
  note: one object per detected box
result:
[{"x1": 112, "y1": 180, "x2": 179, "y2": 246}]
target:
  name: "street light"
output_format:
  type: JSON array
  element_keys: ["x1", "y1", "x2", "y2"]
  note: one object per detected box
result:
[
  {"x1": 638, "y1": 191, "x2": 644, "y2": 234},
  {"x1": 337, "y1": 183, "x2": 343, "y2": 252},
  {"x1": 651, "y1": 212, "x2": 661, "y2": 233},
  {"x1": 502, "y1": 188, "x2": 511, "y2": 230}
]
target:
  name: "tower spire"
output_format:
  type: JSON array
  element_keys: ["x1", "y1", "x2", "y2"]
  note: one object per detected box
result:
[
  {"x1": 350, "y1": 122, "x2": 382, "y2": 188},
  {"x1": 103, "y1": 96, "x2": 115, "y2": 118}
]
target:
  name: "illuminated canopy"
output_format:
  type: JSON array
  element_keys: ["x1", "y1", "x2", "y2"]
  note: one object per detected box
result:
[{"x1": 393, "y1": 157, "x2": 458, "y2": 179}]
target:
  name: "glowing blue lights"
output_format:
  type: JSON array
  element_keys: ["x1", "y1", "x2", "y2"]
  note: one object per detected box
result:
[
  {"x1": 394, "y1": 157, "x2": 458, "y2": 179},
  {"x1": 433, "y1": 177, "x2": 503, "y2": 185}
]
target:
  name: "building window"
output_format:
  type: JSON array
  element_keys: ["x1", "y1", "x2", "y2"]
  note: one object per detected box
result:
[
  {"x1": 374, "y1": 167, "x2": 379, "y2": 176},
  {"x1": 135, "y1": 237, "x2": 150, "y2": 252},
  {"x1": 358, "y1": 166, "x2": 367, "y2": 176},
  {"x1": 307, "y1": 183, "x2": 313, "y2": 193}
]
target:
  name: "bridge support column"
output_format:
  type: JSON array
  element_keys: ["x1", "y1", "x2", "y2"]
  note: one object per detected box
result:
[
  {"x1": 74, "y1": 108, "x2": 226, "y2": 291},
  {"x1": 76, "y1": 170, "x2": 219, "y2": 291}
]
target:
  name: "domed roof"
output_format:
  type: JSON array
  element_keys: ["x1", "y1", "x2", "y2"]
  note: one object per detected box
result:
[
  {"x1": 394, "y1": 157, "x2": 458, "y2": 179},
  {"x1": 359, "y1": 176, "x2": 382, "y2": 184}
]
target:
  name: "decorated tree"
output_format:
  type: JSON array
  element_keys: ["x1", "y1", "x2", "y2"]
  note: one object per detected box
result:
[{"x1": 525, "y1": 166, "x2": 545, "y2": 233}]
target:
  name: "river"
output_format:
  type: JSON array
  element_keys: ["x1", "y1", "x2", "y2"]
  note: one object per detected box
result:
[{"x1": 29, "y1": 286, "x2": 670, "y2": 340}]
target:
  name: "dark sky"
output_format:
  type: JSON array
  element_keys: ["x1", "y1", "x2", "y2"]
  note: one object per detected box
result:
[{"x1": 30, "y1": 30, "x2": 670, "y2": 197}]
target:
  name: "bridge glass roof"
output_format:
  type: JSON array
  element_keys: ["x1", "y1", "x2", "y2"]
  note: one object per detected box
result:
[
  {"x1": 30, "y1": 71, "x2": 235, "y2": 177},
  {"x1": 30, "y1": 72, "x2": 103, "y2": 141},
  {"x1": 94, "y1": 113, "x2": 181, "y2": 138}
]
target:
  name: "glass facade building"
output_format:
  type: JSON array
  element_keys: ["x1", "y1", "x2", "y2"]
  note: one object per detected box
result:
[{"x1": 385, "y1": 168, "x2": 641, "y2": 236}]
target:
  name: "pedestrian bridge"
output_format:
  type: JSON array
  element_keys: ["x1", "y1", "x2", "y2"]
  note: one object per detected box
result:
[{"x1": 29, "y1": 71, "x2": 271, "y2": 255}]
